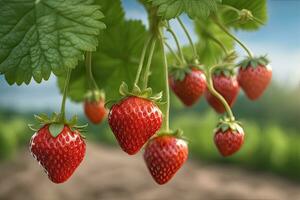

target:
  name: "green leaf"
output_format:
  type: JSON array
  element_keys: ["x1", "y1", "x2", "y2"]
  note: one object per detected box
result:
[
  {"x1": 58, "y1": 0, "x2": 164, "y2": 102},
  {"x1": 58, "y1": 20, "x2": 149, "y2": 101},
  {"x1": 0, "y1": 0, "x2": 105, "y2": 85},
  {"x1": 193, "y1": 18, "x2": 234, "y2": 66},
  {"x1": 148, "y1": 0, "x2": 220, "y2": 19},
  {"x1": 222, "y1": 0, "x2": 268, "y2": 30},
  {"x1": 48, "y1": 123, "x2": 64, "y2": 138},
  {"x1": 119, "y1": 82, "x2": 129, "y2": 96}
]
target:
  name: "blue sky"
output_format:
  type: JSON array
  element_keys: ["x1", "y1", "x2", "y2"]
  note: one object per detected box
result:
[{"x1": 1, "y1": 0, "x2": 300, "y2": 112}]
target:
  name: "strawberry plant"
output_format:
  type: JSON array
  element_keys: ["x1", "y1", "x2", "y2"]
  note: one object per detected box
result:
[{"x1": 0, "y1": 0, "x2": 271, "y2": 185}]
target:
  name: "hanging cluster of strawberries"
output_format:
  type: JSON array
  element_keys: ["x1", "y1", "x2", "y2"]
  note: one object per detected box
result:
[{"x1": 28, "y1": 12, "x2": 272, "y2": 185}]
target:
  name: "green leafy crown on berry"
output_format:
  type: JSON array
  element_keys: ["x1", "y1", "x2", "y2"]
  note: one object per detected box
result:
[
  {"x1": 238, "y1": 55, "x2": 270, "y2": 69},
  {"x1": 213, "y1": 68, "x2": 236, "y2": 77},
  {"x1": 119, "y1": 82, "x2": 163, "y2": 102},
  {"x1": 169, "y1": 64, "x2": 204, "y2": 81},
  {"x1": 156, "y1": 129, "x2": 189, "y2": 142},
  {"x1": 215, "y1": 117, "x2": 244, "y2": 134},
  {"x1": 28, "y1": 113, "x2": 87, "y2": 137},
  {"x1": 85, "y1": 89, "x2": 106, "y2": 103}
]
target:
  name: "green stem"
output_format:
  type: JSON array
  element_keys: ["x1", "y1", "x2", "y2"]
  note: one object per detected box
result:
[
  {"x1": 159, "y1": 28, "x2": 170, "y2": 132},
  {"x1": 207, "y1": 33, "x2": 229, "y2": 56},
  {"x1": 177, "y1": 17, "x2": 198, "y2": 60},
  {"x1": 219, "y1": 4, "x2": 240, "y2": 14},
  {"x1": 206, "y1": 65, "x2": 235, "y2": 121},
  {"x1": 220, "y1": 5, "x2": 265, "y2": 26},
  {"x1": 142, "y1": 37, "x2": 157, "y2": 90},
  {"x1": 134, "y1": 36, "x2": 152, "y2": 87},
  {"x1": 164, "y1": 41, "x2": 183, "y2": 65},
  {"x1": 215, "y1": 19, "x2": 253, "y2": 58},
  {"x1": 60, "y1": 68, "x2": 72, "y2": 122},
  {"x1": 225, "y1": 18, "x2": 241, "y2": 26},
  {"x1": 85, "y1": 51, "x2": 99, "y2": 91},
  {"x1": 166, "y1": 24, "x2": 186, "y2": 64}
]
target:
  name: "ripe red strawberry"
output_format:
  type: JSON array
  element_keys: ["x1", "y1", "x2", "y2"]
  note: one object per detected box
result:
[
  {"x1": 214, "y1": 120, "x2": 244, "y2": 157},
  {"x1": 238, "y1": 57, "x2": 272, "y2": 100},
  {"x1": 108, "y1": 96, "x2": 163, "y2": 155},
  {"x1": 169, "y1": 68, "x2": 206, "y2": 106},
  {"x1": 205, "y1": 71, "x2": 240, "y2": 113},
  {"x1": 30, "y1": 124, "x2": 86, "y2": 184},
  {"x1": 144, "y1": 135, "x2": 188, "y2": 185},
  {"x1": 84, "y1": 99, "x2": 107, "y2": 124}
]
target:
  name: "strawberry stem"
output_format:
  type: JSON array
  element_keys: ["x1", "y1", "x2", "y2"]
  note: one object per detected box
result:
[
  {"x1": 166, "y1": 23, "x2": 186, "y2": 65},
  {"x1": 214, "y1": 18, "x2": 253, "y2": 59},
  {"x1": 206, "y1": 64, "x2": 235, "y2": 121},
  {"x1": 85, "y1": 51, "x2": 99, "y2": 91},
  {"x1": 164, "y1": 41, "x2": 183, "y2": 64},
  {"x1": 159, "y1": 27, "x2": 170, "y2": 132},
  {"x1": 177, "y1": 17, "x2": 198, "y2": 60},
  {"x1": 206, "y1": 32, "x2": 229, "y2": 56},
  {"x1": 219, "y1": 4, "x2": 241, "y2": 13},
  {"x1": 142, "y1": 37, "x2": 157, "y2": 90},
  {"x1": 134, "y1": 36, "x2": 152, "y2": 88},
  {"x1": 60, "y1": 68, "x2": 72, "y2": 123}
]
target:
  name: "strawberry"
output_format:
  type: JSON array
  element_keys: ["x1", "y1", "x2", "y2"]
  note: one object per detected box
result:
[
  {"x1": 84, "y1": 100, "x2": 106, "y2": 124},
  {"x1": 169, "y1": 67, "x2": 206, "y2": 106},
  {"x1": 237, "y1": 56, "x2": 272, "y2": 100},
  {"x1": 30, "y1": 124, "x2": 86, "y2": 183},
  {"x1": 205, "y1": 69, "x2": 240, "y2": 113},
  {"x1": 84, "y1": 90, "x2": 107, "y2": 124},
  {"x1": 144, "y1": 135, "x2": 188, "y2": 185},
  {"x1": 214, "y1": 119, "x2": 244, "y2": 157},
  {"x1": 108, "y1": 96, "x2": 163, "y2": 155}
]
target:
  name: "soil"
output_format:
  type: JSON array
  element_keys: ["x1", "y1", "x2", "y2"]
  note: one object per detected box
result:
[{"x1": 0, "y1": 143, "x2": 299, "y2": 200}]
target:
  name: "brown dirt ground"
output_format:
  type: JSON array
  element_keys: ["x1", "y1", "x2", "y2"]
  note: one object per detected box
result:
[{"x1": 0, "y1": 143, "x2": 299, "y2": 200}]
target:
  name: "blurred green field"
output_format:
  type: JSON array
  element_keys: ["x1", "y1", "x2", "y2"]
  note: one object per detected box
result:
[{"x1": 0, "y1": 83, "x2": 299, "y2": 181}]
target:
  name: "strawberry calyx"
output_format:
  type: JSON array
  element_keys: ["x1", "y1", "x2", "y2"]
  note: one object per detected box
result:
[
  {"x1": 169, "y1": 63, "x2": 204, "y2": 81},
  {"x1": 28, "y1": 112, "x2": 87, "y2": 138},
  {"x1": 215, "y1": 117, "x2": 244, "y2": 134},
  {"x1": 156, "y1": 129, "x2": 189, "y2": 142},
  {"x1": 213, "y1": 67, "x2": 236, "y2": 78},
  {"x1": 84, "y1": 89, "x2": 105, "y2": 103},
  {"x1": 118, "y1": 82, "x2": 163, "y2": 103},
  {"x1": 238, "y1": 56, "x2": 270, "y2": 69}
]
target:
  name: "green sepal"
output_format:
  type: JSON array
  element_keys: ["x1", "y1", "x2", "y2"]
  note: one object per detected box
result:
[
  {"x1": 72, "y1": 124, "x2": 89, "y2": 136},
  {"x1": 84, "y1": 89, "x2": 105, "y2": 103},
  {"x1": 169, "y1": 66, "x2": 191, "y2": 81},
  {"x1": 28, "y1": 112, "x2": 87, "y2": 134},
  {"x1": 156, "y1": 129, "x2": 189, "y2": 142},
  {"x1": 118, "y1": 82, "x2": 163, "y2": 103},
  {"x1": 169, "y1": 63, "x2": 204, "y2": 81},
  {"x1": 213, "y1": 67, "x2": 236, "y2": 78},
  {"x1": 215, "y1": 117, "x2": 244, "y2": 134},
  {"x1": 238, "y1": 55, "x2": 270, "y2": 69},
  {"x1": 49, "y1": 123, "x2": 64, "y2": 138}
]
